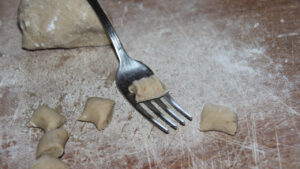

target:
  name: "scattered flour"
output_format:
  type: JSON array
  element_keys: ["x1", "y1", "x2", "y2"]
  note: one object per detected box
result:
[
  {"x1": 81, "y1": 12, "x2": 87, "y2": 20},
  {"x1": 138, "y1": 3, "x2": 144, "y2": 10},
  {"x1": 47, "y1": 16, "x2": 58, "y2": 32},
  {"x1": 24, "y1": 20, "x2": 30, "y2": 27},
  {"x1": 277, "y1": 32, "x2": 299, "y2": 38},
  {"x1": 284, "y1": 58, "x2": 288, "y2": 63}
]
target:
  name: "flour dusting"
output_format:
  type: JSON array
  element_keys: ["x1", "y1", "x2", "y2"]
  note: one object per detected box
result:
[
  {"x1": 81, "y1": 12, "x2": 87, "y2": 20},
  {"x1": 47, "y1": 16, "x2": 58, "y2": 32},
  {"x1": 277, "y1": 32, "x2": 299, "y2": 38}
]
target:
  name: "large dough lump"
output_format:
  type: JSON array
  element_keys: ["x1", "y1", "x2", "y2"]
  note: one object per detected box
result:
[
  {"x1": 30, "y1": 155, "x2": 69, "y2": 169},
  {"x1": 27, "y1": 105, "x2": 66, "y2": 132},
  {"x1": 36, "y1": 128, "x2": 69, "y2": 158},
  {"x1": 200, "y1": 103, "x2": 238, "y2": 135},
  {"x1": 128, "y1": 75, "x2": 168, "y2": 102},
  {"x1": 17, "y1": 0, "x2": 110, "y2": 50},
  {"x1": 78, "y1": 97, "x2": 115, "y2": 130}
]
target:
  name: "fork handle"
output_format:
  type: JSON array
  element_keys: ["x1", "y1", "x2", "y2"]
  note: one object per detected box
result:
[{"x1": 87, "y1": 0, "x2": 127, "y2": 61}]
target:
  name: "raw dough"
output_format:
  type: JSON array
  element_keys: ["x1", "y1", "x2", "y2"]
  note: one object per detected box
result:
[
  {"x1": 200, "y1": 103, "x2": 238, "y2": 135},
  {"x1": 30, "y1": 155, "x2": 69, "y2": 169},
  {"x1": 17, "y1": 0, "x2": 110, "y2": 50},
  {"x1": 36, "y1": 128, "x2": 69, "y2": 158},
  {"x1": 27, "y1": 105, "x2": 66, "y2": 132},
  {"x1": 128, "y1": 75, "x2": 168, "y2": 102},
  {"x1": 78, "y1": 97, "x2": 115, "y2": 130}
]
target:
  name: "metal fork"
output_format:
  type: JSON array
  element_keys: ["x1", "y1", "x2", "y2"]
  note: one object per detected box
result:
[{"x1": 87, "y1": 0, "x2": 192, "y2": 133}]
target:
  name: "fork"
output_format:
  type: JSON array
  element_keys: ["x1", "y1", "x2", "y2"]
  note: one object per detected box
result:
[{"x1": 87, "y1": 0, "x2": 192, "y2": 133}]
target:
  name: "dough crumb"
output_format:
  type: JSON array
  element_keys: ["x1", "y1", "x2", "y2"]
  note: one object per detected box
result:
[
  {"x1": 200, "y1": 103, "x2": 238, "y2": 135},
  {"x1": 36, "y1": 128, "x2": 69, "y2": 158},
  {"x1": 30, "y1": 155, "x2": 69, "y2": 169},
  {"x1": 78, "y1": 97, "x2": 115, "y2": 130},
  {"x1": 27, "y1": 105, "x2": 66, "y2": 132},
  {"x1": 128, "y1": 75, "x2": 168, "y2": 102}
]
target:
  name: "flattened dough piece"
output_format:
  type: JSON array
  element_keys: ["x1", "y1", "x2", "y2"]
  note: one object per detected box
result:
[
  {"x1": 36, "y1": 128, "x2": 69, "y2": 158},
  {"x1": 17, "y1": 0, "x2": 110, "y2": 50},
  {"x1": 200, "y1": 103, "x2": 238, "y2": 135},
  {"x1": 78, "y1": 97, "x2": 115, "y2": 130},
  {"x1": 30, "y1": 155, "x2": 69, "y2": 169},
  {"x1": 128, "y1": 75, "x2": 168, "y2": 102},
  {"x1": 27, "y1": 105, "x2": 66, "y2": 132}
]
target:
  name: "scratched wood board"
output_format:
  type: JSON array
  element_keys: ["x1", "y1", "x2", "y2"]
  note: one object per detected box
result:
[{"x1": 0, "y1": 0, "x2": 299, "y2": 168}]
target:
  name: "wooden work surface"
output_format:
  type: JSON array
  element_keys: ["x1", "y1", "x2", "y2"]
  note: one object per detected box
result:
[{"x1": 0, "y1": 0, "x2": 299, "y2": 168}]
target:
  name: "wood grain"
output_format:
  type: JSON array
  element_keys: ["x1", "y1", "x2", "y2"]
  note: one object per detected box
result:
[{"x1": 0, "y1": 0, "x2": 299, "y2": 168}]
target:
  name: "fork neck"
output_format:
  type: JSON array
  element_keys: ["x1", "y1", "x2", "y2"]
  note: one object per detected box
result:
[{"x1": 87, "y1": 0, "x2": 130, "y2": 63}]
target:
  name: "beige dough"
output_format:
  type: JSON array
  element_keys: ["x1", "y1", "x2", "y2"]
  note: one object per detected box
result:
[
  {"x1": 128, "y1": 75, "x2": 168, "y2": 102},
  {"x1": 200, "y1": 103, "x2": 238, "y2": 135},
  {"x1": 78, "y1": 97, "x2": 115, "y2": 130},
  {"x1": 30, "y1": 155, "x2": 69, "y2": 169},
  {"x1": 27, "y1": 105, "x2": 66, "y2": 132},
  {"x1": 36, "y1": 128, "x2": 69, "y2": 158},
  {"x1": 17, "y1": 0, "x2": 110, "y2": 50}
]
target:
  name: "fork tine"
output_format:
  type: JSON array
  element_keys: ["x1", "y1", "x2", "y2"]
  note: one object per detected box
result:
[
  {"x1": 144, "y1": 102, "x2": 177, "y2": 130},
  {"x1": 164, "y1": 93, "x2": 192, "y2": 121},
  {"x1": 155, "y1": 99, "x2": 185, "y2": 125},
  {"x1": 133, "y1": 104, "x2": 169, "y2": 134}
]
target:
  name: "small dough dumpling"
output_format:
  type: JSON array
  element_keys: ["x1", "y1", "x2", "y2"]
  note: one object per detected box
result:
[
  {"x1": 30, "y1": 155, "x2": 69, "y2": 169},
  {"x1": 27, "y1": 105, "x2": 66, "y2": 132},
  {"x1": 36, "y1": 128, "x2": 69, "y2": 158},
  {"x1": 128, "y1": 75, "x2": 168, "y2": 102},
  {"x1": 78, "y1": 97, "x2": 115, "y2": 130},
  {"x1": 200, "y1": 103, "x2": 238, "y2": 135}
]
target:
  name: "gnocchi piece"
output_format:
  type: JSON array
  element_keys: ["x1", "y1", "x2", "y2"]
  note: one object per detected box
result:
[
  {"x1": 200, "y1": 103, "x2": 238, "y2": 135},
  {"x1": 78, "y1": 97, "x2": 115, "y2": 130},
  {"x1": 27, "y1": 105, "x2": 66, "y2": 132},
  {"x1": 128, "y1": 75, "x2": 168, "y2": 102},
  {"x1": 36, "y1": 128, "x2": 69, "y2": 158},
  {"x1": 30, "y1": 155, "x2": 69, "y2": 169}
]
